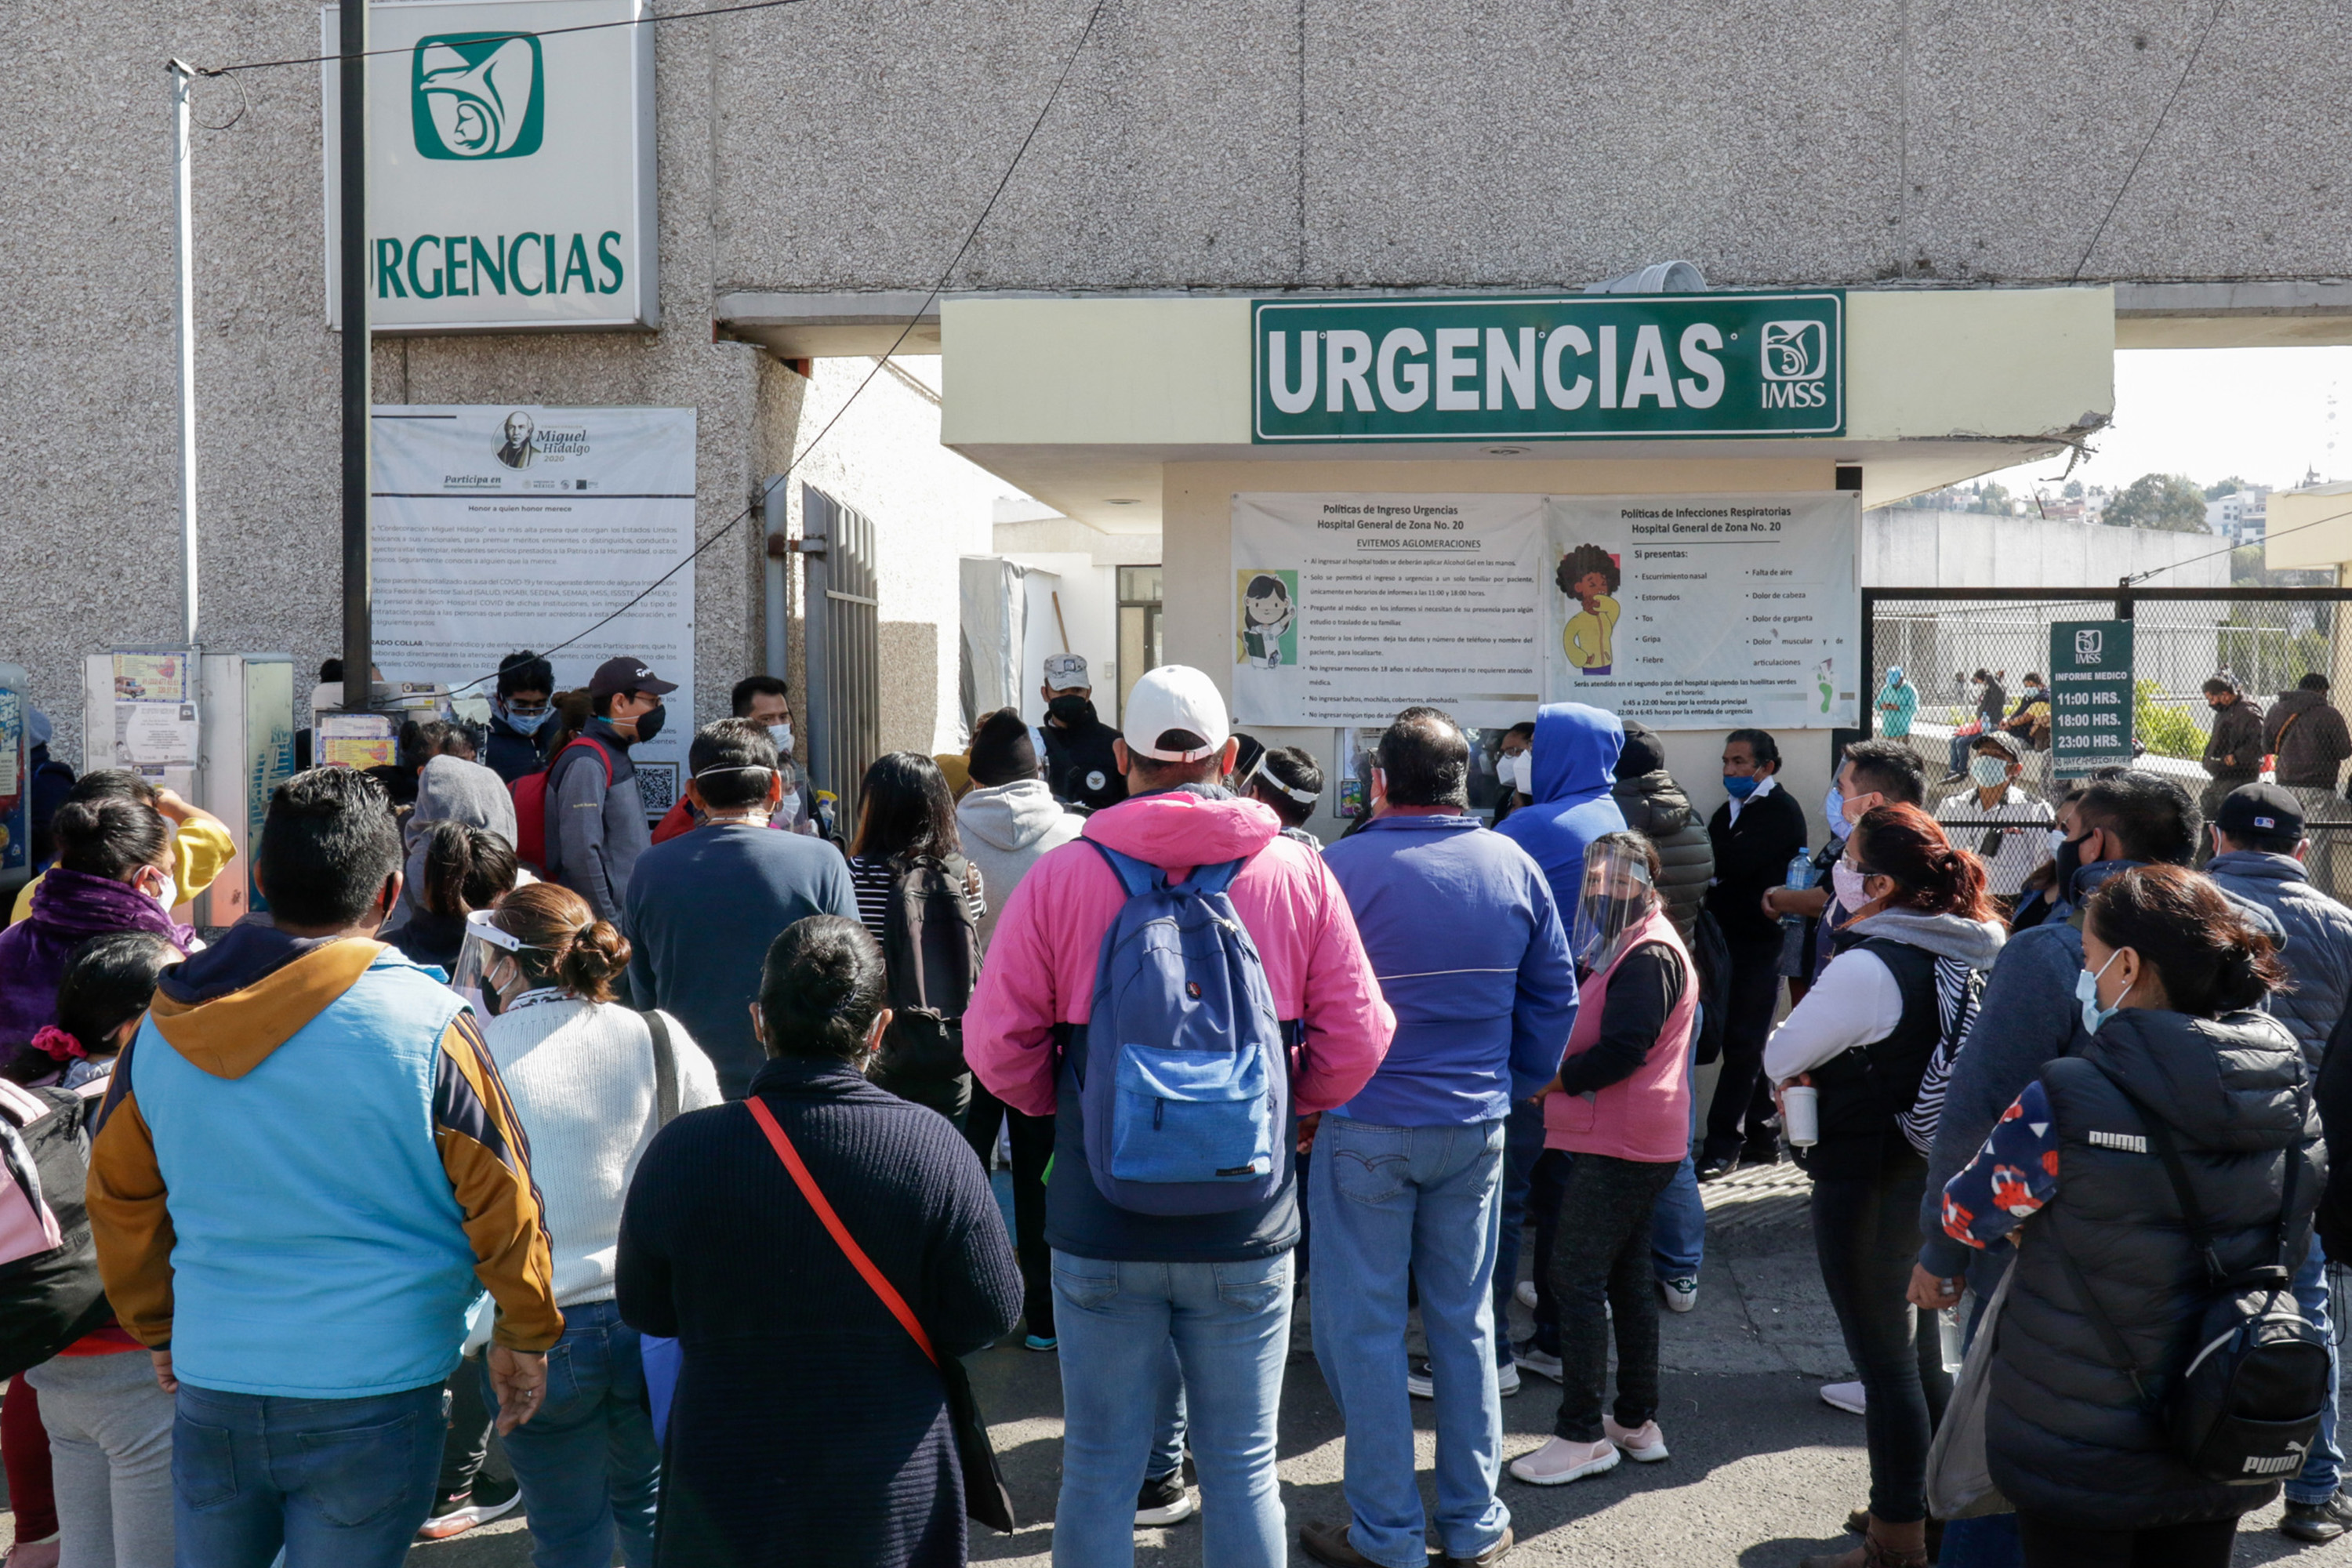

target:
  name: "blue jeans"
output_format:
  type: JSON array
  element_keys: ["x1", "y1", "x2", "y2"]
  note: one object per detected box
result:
[
  {"x1": 481, "y1": 1300, "x2": 662, "y2": 1568},
  {"x1": 1051, "y1": 1250, "x2": 1292, "y2": 1568},
  {"x1": 1649, "y1": 1033, "x2": 1705, "y2": 1283},
  {"x1": 2288, "y1": 1234, "x2": 2343, "y2": 1505},
  {"x1": 1492, "y1": 1098, "x2": 1548, "y2": 1367},
  {"x1": 172, "y1": 1380, "x2": 443, "y2": 1568},
  {"x1": 1147, "y1": 1344, "x2": 1186, "y2": 1479},
  {"x1": 1310, "y1": 1117, "x2": 1509, "y2": 1568}
]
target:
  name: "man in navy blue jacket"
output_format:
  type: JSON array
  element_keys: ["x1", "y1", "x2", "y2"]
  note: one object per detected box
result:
[{"x1": 1302, "y1": 708, "x2": 1578, "y2": 1568}]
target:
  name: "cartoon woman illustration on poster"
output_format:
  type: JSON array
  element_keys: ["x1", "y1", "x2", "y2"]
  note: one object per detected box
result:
[
  {"x1": 1238, "y1": 571, "x2": 1298, "y2": 670},
  {"x1": 1557, "y1": 544, "x2": 1621, "y2": 677}
]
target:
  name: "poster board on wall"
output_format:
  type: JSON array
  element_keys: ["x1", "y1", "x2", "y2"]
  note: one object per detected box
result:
[
  {"x1": 372, "y1": 405, "x2": 695, "y2": 818},
  {"x1": 1232, "y1": 492, "x2": 1859, "y2": 731}
]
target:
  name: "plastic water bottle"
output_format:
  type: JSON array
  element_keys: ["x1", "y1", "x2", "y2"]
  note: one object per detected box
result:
[
  {"x1": 1777, "y1": 849, "x2": 1817, "y2": 975},
  {"x1": 1938, "y1": 1306, "x2": 1965, "y2": 1374}
]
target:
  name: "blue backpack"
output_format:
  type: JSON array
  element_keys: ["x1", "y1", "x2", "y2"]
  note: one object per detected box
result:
[{"x1": 1073, "y1": 840, "x2": 1290, "y2": 1215}]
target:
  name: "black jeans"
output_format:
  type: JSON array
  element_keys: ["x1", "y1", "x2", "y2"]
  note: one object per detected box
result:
[
  {"x1": 434, "y1": 1354, "x2": 495, "y2": 1494},
  {"x1": 964, "y1": 1080, "x2": 1056, "y2": 1338},
  {"x1": 1524, "y1": 1149, "x2": 1570, "y2": 1356},
  {"x1": 2016, "y1": 1512, "x2": 2236, "y2": 1568},
  {"x1": 1810, "y1": 1149, "x2": 1952, "y2": 1525},
  {"x1": 1549, "y1": 1152, "x2": 1679, "y2": 1442},
  {"x1": 1702, "y1": 936, "x2": 1786, "y2": 1163}
]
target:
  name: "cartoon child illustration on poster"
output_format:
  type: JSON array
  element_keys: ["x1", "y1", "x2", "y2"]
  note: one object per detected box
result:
[
  {"x1": 1238, "y1": 571, "x2": 1298, "y2": 670},
  {"x1": 1557, "y1": 544, "x2": 1621, "y2": 677}
]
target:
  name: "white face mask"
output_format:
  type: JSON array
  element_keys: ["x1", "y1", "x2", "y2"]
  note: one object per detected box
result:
[
  {"x1": 1496, "y1": 753, "x2": 1521, "y2": 793},
  {"x1": 768, "y1": 721, "x2": 794, "y2": 756},
  {"x1": 1831, "y1": 860, "x2": 1869, "y2": 913},
  {"x1": 140, "y1": 867, "x2": 178, "y2": 913}
]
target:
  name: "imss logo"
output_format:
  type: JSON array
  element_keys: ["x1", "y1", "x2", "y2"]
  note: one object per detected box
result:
[
  {"x1": 412, "y1": 33, "x2": 545, "y2": 160},
  {"x1": 1759, "y1": 321, "x2": 1829, "y2": 408}
]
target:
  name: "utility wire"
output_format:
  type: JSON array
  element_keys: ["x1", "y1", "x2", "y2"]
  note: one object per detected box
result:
[
  {"x1": 194, "y1": 0, "x2": 809, "y2": 77},
  {"x1": 2124, "y1": 502, "x2": 2352, "y2": 586},
  {"x1": 443, "y1": 0, "x2": 1115, "y2": 693},
  {"x1": 2071, "y1": 0, "x2": 2230, "y2": 280}
]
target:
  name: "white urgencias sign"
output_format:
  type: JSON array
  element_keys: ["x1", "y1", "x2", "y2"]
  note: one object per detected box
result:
[
  {"x1": 322, "y1": 0, "x2": 656, "y2": 332},
  {"x1": 370, "y1": 405, "x2": 695, "y2": 817}
]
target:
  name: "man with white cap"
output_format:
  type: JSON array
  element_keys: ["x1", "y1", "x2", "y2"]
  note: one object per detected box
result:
[
  {"x1": 1037, "y1": 652, "x2": 1127, "y2": 813},
  {"x1": 967, "y1": 666, "x2": 1395, "y2": 1568}
]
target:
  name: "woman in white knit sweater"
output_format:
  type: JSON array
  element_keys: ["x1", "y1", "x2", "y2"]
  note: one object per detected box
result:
[{"x1": 471, "y1": 882, "x2": 722, "y2": 1568}]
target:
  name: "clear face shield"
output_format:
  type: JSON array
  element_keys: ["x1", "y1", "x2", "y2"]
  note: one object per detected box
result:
[
  {"x1": 451, "y1": 909, "x2": 528, "y2": 1017},
  {"x1": 1570, "y1": 840, "x2": 1659, "y2": 972}
]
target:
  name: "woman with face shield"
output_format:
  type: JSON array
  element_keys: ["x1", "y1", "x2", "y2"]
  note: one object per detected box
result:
[
  {"x1": 1760, "y1": 804, "x2": 2005, "y2": 1568},
  {"x1": 1508, "y1": 832, "x2": 1698, "y2": 1488},
  {"x1": 455, "y1": 883, "x2": 723, "y2": 1567}
]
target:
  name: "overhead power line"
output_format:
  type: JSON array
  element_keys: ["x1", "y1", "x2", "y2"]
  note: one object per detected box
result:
[{"x1": 192, "y1": 0, "x2": 812, "y2": 77}]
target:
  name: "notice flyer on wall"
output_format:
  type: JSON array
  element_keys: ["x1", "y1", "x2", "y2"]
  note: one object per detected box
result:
[
  {"x1": 1230, "y1": 493, "x2": 1545, "y2": 729},
  {"x1": 371, "y1": 405, "x2": 695, "y2": 816},
  {"x1": 1231, "y1": 491, "x2": 1857, "y2": 731},
  {"x1": 1543, "y1": 493, "x2": 1860, "y2": 728}
]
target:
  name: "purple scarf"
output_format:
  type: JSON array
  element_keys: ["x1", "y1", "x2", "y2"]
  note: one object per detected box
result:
[{"x1": 0, "y1": 869, "x2": 191, "y2": 1049}]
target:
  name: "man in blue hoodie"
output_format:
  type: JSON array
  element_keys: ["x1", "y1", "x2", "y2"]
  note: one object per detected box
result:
[
  {"x1": 2205, "y1": 783, "x2": 2352, "y2": 1543},
  {"x1": 1488, "y1": 705, "x2": 1625, "y2": 1383},
  {"x1": 1304, "y1": 709, "x2": 1577, "y2": 1568}
]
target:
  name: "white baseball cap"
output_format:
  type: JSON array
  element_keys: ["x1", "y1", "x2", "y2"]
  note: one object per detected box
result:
[
  {"x1": 1043, "y1": 653, "x2": 1091, "y2": 691},
  {"x1": 1121, "y1": 666, "x2": 1231, "y2": 762}
]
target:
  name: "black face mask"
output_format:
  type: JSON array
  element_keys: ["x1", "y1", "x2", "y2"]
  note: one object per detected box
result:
[
  {"x1": 630, "y1": 703, "x2": 666, "y2": 745},
  {"x1": 2053, "y1": 832, "x2": 2087, "y2": 904},
  {"x1": 1047, "y1": 695, "x2": 1091, "y2": 726}
]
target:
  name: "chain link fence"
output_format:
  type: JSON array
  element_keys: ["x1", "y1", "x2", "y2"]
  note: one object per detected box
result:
[{"x1": 1863, "y1": 587, "x2": 2352, "y2": 900}]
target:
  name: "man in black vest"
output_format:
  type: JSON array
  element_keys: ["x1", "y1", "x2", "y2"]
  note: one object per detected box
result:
[{"x1": 1036, "y1": 653, "x2": 1126, "y2": 814}]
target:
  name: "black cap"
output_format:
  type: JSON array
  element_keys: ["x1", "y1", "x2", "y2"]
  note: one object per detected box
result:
[
  {"x1": 2216, "y1": 782, "x2": 2304, "y2": 844},
  {"x1": 587, "y1": 656, "x2": 678, "y2": 700}
]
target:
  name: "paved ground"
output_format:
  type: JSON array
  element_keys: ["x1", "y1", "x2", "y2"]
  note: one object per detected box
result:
[
  {"x1": 4, "y1": 1164, "x2": 2336, "y2": 1564},
  {"x1": 394, "y1": 1163, "x2": 2339, "y2": 1566}
]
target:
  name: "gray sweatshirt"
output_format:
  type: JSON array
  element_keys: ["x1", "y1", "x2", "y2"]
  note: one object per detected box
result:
[
  {"x1": 954, "y1": 780, "x2": 1084, "y2": 951},
  {"x1": 546, "y1": 720, "x2": 651, "y2": 924}
]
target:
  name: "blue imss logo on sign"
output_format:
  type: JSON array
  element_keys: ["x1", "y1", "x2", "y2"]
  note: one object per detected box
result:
[{"x1": 412, "y1": 33, "x2": 545, "y2": 160}]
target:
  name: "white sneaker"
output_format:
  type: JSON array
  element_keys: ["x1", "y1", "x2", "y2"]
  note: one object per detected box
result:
[
  {"x1": 1514, "y1": 1279, "x2": 1539, "y2": 1308},
  {"x1": 1514, "y1": 1344, "x2": 1563, "y2": 1383},
  {"x1": 1820, "y1": 1380, "x2": 1867, "y2": 1415},
  {"x1": 1508, "y1": 1435, "x2": 1621, "y2": 1486},
  {"x1": 1408, "y1": 1359, "x2": 1521, "y2": 1399},
  {"x1": 1659, "y1": 1276, "x2": 1699, "y2": 1313},
  {"x1": 1604, "y1": 1415, "x2": 1670, "y2": 1461}
]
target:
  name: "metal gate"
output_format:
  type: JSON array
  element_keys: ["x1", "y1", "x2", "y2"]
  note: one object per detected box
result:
[
  {"x1": 801, "y1": 485, "x2": 880, "y2": 839},
  {"x1": 1862, "y1": 586, "x2": 2352, "y2": 898}
]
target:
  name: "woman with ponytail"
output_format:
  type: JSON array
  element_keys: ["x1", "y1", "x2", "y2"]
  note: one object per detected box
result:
[
  {"x1": 616, "y1": 916, "x2": 1020, "y2": 1568},
  {"x1": 1927, "y1": 866, "x2": 2314, "y2": 1566},
  {"x1": 470, "y1": 882, "x2": 722, "y2": 1568},
  {"x1": 1761, "y1": 804, "x2": 2006, "y2": 1568},
  {"x1": 385, "y1": 821, "x2": 519, "y2": 974}
]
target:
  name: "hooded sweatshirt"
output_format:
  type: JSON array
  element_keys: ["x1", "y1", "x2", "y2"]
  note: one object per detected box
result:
[
  {"x1": 86, "y1": 924, "x2": 561, "y2": 1398},
  {"x1": 955, "y1": 779, "x2": 1086, "y2": 950},
  {"x1": 2263, "y1": 686, "x2": 2352, "y2": 789},
  {"x1": 1762, "y1": 908, "x2": 2005, "y2": 1083},
  {"x1": 964, "y1": 787, "x2": 1393, "y2": 1261},
  {"x1": 1322, "y1": 814, "x2": 1577, "y2": 1126},
  {"x1": 1495, "y1": 704, "x2": 1628, "y2": 923},
  {"x1": 390, "y1": 754, "x2": 522, "y2": 928},
  {"x1": 1876, "y1": 667, "x2": 1920, "y2": 738}
]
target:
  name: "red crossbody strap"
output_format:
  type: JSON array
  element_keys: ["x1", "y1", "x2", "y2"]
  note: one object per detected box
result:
[{"x1": 744, "y1": 1095, "x2": 938, "y2": 1366}]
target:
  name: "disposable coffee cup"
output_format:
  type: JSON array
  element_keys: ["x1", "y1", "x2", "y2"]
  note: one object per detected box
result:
[{"x1": 1781, "y1": 1083, "x2": 1820, "y2": 1148}]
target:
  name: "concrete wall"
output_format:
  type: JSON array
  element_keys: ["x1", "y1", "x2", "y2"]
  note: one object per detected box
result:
[
  {"x1": 1864, "y1": 510, "x2": 2231, "y2": 589},
  {"x1": 715, "y1": 0, "x2": 2348, "y2": 293}
]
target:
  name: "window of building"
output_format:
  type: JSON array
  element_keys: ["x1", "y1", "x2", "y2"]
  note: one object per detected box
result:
[{"x1": 1116, "y1": 565, "x2": 1163, "y2": 724}]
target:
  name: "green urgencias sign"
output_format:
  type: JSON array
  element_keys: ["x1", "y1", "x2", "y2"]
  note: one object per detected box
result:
[{"x1": 1252, "y1": 292, "x2": 1844, "y2": 442}]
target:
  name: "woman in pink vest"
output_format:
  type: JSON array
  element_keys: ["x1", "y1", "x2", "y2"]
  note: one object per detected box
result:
[{"x1": 1508, "y1": 831, "x2": 1697, "y2": 1486}]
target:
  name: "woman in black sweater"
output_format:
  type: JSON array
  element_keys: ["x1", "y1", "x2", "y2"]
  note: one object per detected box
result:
[{"x1": 616, "y1": 916, "x2": 1021, "y2": 1568}]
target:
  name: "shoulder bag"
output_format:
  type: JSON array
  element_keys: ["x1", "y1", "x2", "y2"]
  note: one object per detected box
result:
[{"x1": 744, "y1": 1095, "x2": 1017, "y2": 1533}]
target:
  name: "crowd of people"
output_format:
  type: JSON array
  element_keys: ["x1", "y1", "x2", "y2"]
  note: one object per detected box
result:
[{"x1": 0, "y1": 644, "x2": 2348, "y2": 1568}]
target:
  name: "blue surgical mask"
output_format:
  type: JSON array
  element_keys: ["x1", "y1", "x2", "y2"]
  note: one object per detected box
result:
[
  {"x1": 1824, "y1": 786, "x2": 1849, "y2": 837},
  {"x1": 503, "y1": 703, "x2": 554, "y2": 737},
  {"x1": 2076, "y1": 951, "x2": 2122, "y2": 1037},
  {"x1": 1724, "y1": 774, "x2": 1759, "y2": 800}
]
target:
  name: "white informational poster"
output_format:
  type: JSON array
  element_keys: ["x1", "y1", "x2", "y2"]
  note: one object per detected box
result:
[
  {"x1": 1230, "y1": 491, "x2": 1858, "y2": 731},
  {"x1": 1230, "y1": 493, "x2": 1545, "y2": 729},
  {"x1": 1543, "y1": 494, "x2": 1860, "y2": 728},
  {"x1": 372, "y1": 405, "x2": 695, "y2": 817}
]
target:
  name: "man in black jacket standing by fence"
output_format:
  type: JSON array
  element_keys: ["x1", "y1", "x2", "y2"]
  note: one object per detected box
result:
[{"x1": 1699, "y1": 728, "x2": 1807, "y2": 1180}]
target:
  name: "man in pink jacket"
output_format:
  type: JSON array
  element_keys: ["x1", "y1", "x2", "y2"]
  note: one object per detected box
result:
[{"x1": 966, "y1": 665, "x2": 1394, "y2": 1568}]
